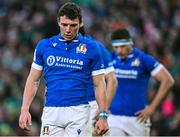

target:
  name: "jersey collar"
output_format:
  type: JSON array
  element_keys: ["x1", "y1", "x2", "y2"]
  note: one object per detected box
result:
[{"x1": 58, "y1": 33, "x2": 81, "y2": 43}]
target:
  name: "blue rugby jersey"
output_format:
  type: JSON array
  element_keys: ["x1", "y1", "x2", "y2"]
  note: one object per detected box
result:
[
  {"x1": 85, "y1": 35, "x2": 115, "y2": 101},
  {"x1": 32, "y1": 34, "x2": 104, "y2": 107},
  {"x1": 110, "y1": 47, "x2": 163, "y2": 116}
]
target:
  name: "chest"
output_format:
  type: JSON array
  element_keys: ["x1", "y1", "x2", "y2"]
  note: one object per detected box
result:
[
  {"x1": 42, "y1": 42, "x2": 92, "y2": 71},
  {"x1": 113, "y1": 57, "x2": 144, "y2": 79}
]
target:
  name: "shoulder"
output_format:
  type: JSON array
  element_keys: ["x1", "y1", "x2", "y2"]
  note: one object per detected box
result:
[
  {"x1": 36, "y1": 35, "x2": 58, "y2": 49},
  {"x1": 95, "y1": 40, "x2": 107, "y2": 51},
  {"x1": 81, "y1": 37, "x2": 100, "y2": 51},
  {"x1": 136, "y1": 48, "x2": 155, "y2": 61},
  {"x1": 134, "y1": 48, "x2": 161, "y2": 70},
  {"x1": 133, "y1": 48, "x2": 152, "y2": 61},
  {"x1": 36, "y1": 39, "x2": 48, "y2": 46},
  {"x1": 36, "y1": 38, "x2": 50, "y2": 49},
  {"x1": 133, "y1": 47, "x2": 145, "y2": 56}
]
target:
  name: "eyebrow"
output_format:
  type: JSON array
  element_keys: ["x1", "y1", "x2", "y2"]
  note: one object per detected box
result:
[
  {"x1": 114, "y1": 45, "x2": 126, "y2": 48},
  {"x1": 61, "y1": 22, "x2": 78, "y2": 25}
]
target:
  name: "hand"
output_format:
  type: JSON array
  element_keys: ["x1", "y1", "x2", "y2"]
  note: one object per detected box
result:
[
  {"x1": 93, "y1": 109, "x2": 100, "y2": 122},
  {"x1": 19, "y1": 109, "x2": 32, "y2": 130},
  {"x1": 93, "y1": 118, "x2": 109, "y2": 136},
  {"x1": 135, "y1": 106, "x2": 154, "y2": 122}
]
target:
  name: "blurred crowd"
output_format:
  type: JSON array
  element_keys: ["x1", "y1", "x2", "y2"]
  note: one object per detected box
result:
[{"x1": 0, "y1": 0, "x2": 179, "y2": 136}]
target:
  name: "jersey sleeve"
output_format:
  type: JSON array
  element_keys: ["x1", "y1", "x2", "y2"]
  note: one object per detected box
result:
[
  {"x1": 98, "y1": 42, "x2": 115, "y2": 74},
  {"x1": 91, "y1": 42, "x2": 105, "y2": 76},
  {"x1": 142, "y1": 53, "x2": 163, "y2": 76},
  {"x1": 31, "y1": 39, "x2": 46, "y2": 70}
]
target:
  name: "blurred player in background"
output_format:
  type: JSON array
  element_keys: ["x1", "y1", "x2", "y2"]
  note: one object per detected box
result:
[
  {"x1": 19, "y1": 2, "x2": 108, "y2": 137},
  {"x1": 107, "y1": 28, "x2": 174, "y2": 136},
  {"x1": 79, "y1": 25, "x2": 117, "y2": 136}
]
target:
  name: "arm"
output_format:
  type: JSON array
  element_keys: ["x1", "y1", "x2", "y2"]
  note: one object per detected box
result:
[
  {"x1": 19, "y1": 67, "x2": 42, "y2": 129},
  {"x1": 136, "y1": 66, "x2": 174, "y2": 121},
  {"x1": 93, "y1": 74, "x2": 107, "y2": 112},
  {"x1": 93, "y1": 74, "x2": 109, "y2": 135},
  {"x1": 149, "y1": 66, "x2": 174, "y2": 111},
  {"x1": 105, "y1": 71, "x2": 117, "y2": 110}
]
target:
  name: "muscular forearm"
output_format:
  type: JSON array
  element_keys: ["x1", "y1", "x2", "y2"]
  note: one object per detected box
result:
[
  {"x1": 150, "y1": 76, "x2": 174, "y2": 111},
  {"x1": 150, "y1": 67, "x2": 175, "y2": 111},
  {"x1": 21, "y1": 76, "x2": 39, "y2": 111},
  {"x1": 95, "y1": 79, "x2": 107, "y2": 111},
  {"x1": 21, "y1": 68, "x2": 42, "y2": 111},
  {"x1": 105, "y1": 73, "x2": 117, "y2": 110}
]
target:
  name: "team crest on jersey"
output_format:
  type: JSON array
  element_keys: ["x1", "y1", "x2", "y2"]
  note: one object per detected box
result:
[
  {"x1": 76, "y1": 43, "x2": 87, "y2": 54},
  {"x1": 131, "y1": 58, "x2": 140, "y2": 67},
  {"x1": 42, "y1": 126, "x2": 50, "y2": 135}
]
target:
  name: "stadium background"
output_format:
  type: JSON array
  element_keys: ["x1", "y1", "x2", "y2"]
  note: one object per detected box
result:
[{"x1": 0, "y1": 0, "x2": 179, "y2": 136}]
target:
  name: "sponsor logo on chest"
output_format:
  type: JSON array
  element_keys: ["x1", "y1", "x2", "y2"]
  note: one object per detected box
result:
[
  {"x1": 113, "y1": 58, "x2": 141, "y2": 79},
  {"x1": 47, "y1": 55, "x2": 84, "y2": 69}
]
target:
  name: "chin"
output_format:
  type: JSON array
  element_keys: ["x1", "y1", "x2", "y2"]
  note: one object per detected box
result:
[
  {"x1": 120, "y1": 56, "x2": 126, "y2": 60},
  {"x1": 65, "y1": 37, "x2": 73, "y2": 41}
]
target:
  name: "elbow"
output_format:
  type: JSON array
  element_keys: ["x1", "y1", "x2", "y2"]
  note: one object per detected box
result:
[
  {"x1": 169, "y1": 77, "x2": 175, "y2": 88},
  {"x1": 165, "y1": 77, "x2": 175, "y2": 89}
]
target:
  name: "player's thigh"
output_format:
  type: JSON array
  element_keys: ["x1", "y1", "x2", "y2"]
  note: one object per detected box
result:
[
  {"x1": 84, "y1": 100, "x2": 98, "y2": 136},
  {"x1": 108, "y1": 114, "x2": 151, "y2": 136},
  {"x1": 107, "y1": 114, "x2": 127, "y2": 136},
  {"x1": 122, "y1": 116, "x2": 150, "y2": 136},
  {"x1": 90, "y1": 100, "x2": 98, "y2": 127},
  {"x1": 130, "y1": 118, "x2": 151, "y2": 136},
  {"x1": 64, "y1": 104, "x2": 90, "y2": 137},
  {"x1": 105, "y1": 127, "x2": 127, "y2": 137},
  {"x1": 40, "y1": 107, "x2": 65, "y2": 136},
  {"x1": 40, "y1": 123, "x2": 64, "y2": 137}
]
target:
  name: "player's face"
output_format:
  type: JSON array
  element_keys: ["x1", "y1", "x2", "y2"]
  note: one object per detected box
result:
[
  {"x1": 58, "y1": 15, "x2": 80, "y2": 41},
  {"x1": 114, "y1": 45, "x2": 131, "y2": 59}
]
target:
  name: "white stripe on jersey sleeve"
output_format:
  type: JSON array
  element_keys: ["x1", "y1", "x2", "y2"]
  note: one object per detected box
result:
[
  {"x1": 151, "y1": 64, "x2": 163, "y2": 76},
  {"x1": 105, "y1": 66, "x2": 115, "y2": 75},
  {"x1": 31, "y1": 62, "x2": 43, "y2": 70},
  {"x1": 92, "y1": 69, "x2": 105, "y2": 76}
]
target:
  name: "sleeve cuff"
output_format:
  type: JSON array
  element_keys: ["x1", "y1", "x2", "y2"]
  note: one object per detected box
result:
[
  {"x1": 32, "y1": 62, "x2": 43, "y2": 70},
  {"x1": 105, "y1": 66, "x2": 115, "y2": 75},
  {"x1": 151, "y1": 64, "x2": 163, "y2": 76},
  {"x1": 92, "y1": 69, "x2": 105, "y2": 76}
]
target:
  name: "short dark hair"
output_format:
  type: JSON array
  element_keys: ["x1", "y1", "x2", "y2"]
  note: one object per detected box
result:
[
  {"x1": 57, "y1": 2, "x2": 82, "y2": 23},
  {"x1": 111, "y1": 28, "x2": 131, "y2": 40},
  {"x1": 79, "y1": 26, "x2": 86, "y2": 36}
]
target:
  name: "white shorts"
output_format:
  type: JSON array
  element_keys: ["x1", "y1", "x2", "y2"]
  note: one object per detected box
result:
[
  {"x1": 107, "y1": 114, "x2": 151, "y2": 137},
  {"x1": 84, "y1": 100, "x2": 98, "y2": 136},
  {"x1": 40, "y1": 104, "x2": 90, "y2": 137}
]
